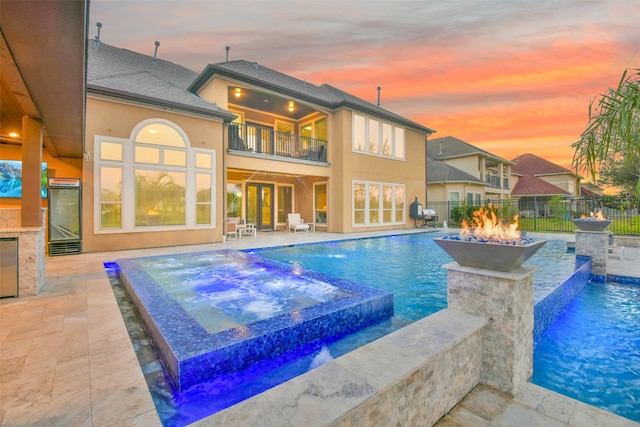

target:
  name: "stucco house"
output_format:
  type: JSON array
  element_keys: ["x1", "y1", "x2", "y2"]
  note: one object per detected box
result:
[
  {"x1": 83, "y1": 40, "x2": 435, "y2": 252},
  {"x1": 426, "y1": 136, "x2": 512, "y2": 205},
  {"x1": 2, "y1": 28, "x2": 436, "y2": 265},
  {"x1": 509, "y1": 153, "x2": 583, "y2": 218}
]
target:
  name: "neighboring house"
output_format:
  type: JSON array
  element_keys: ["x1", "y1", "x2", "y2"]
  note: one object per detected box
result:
[
  {"x1": 426, "y1": 136, "x2": 513, "y2": 205},
  {"x1": 510, "y1": 153, "x2": 582, "y2": 218},
  {"x1": 79, "y1": 40, "x2": 435, "y2": 251},
  {"x1": 580, "y1": 183, "x2": 603, "y2": 197}
]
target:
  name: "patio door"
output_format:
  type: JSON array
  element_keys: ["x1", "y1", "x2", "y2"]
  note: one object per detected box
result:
[{"x1": 246, "y1": 183, "x2": 274, "y2": 230}]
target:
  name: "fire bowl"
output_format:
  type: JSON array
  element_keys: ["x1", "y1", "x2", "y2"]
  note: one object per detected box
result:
[
  {"x1": 434, "y1": 238, "x2": 547, "y2": 272},
  {"x1": 572, "y1": 219, "x2": 612, "y2": 232}
]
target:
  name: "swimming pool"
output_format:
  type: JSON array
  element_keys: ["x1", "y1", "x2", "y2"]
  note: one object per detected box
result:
[
  {"x1": 108, "y1": 232, "x2": 630, "y2": 425},
  {"x1": 533, "y1": 279, "x2": 640, "y2": 422}
]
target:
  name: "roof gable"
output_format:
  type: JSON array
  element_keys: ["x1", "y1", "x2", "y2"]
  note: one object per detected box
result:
[
  {"x1": 511, "y1": 174, "x2": 570, "y2": 196},
  {"x1": 190, "y1": 60, "x2": 435, "y2": 134},
  {"x1": 87, "y1": 42, "x2": 235, "y2": 120},
  {"x1": 511, "y1": 153, "x2": 576, "y2": 176},
  {"x1": 427, "y1": 136, "x2": 511, "y2": 164},
  {"x1": 426, "y1": 155, "x2": 485, "y2": 184}
]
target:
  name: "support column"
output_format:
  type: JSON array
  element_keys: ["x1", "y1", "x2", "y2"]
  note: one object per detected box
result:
[
  {"x1": 446, "y1": 263, "x2": 536, "y2": 396},
  {"x1": 575, "y1": 230, "x2": 608, "y2": 278},
  {"x1": 21, "y1": 116, "x2": 44, "y2": 227}
]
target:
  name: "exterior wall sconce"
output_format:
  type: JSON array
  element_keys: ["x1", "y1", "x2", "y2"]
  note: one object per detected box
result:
[{"x1": 235, "y1": 88, "x2": 242, "y2": 98}]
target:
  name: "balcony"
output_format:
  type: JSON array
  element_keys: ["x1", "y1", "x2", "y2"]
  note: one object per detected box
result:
[
  {"x1": 227, "y1": 123, "x2": 327, "y2": 163},
  {"x1": 485, "y1": 174, "x2": 509, "y2": 189}
]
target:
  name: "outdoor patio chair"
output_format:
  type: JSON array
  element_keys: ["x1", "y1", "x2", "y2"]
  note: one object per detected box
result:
[
  {"x1": 226, "y1": 220, "x2": 238, "y2": 240},
  {"x1": 287, "y1": 213, "x2": 310, "y2": 233}
]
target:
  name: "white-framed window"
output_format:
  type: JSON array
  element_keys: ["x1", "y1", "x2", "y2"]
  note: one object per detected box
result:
[
  {"x1": 94, "y1": 119, "x2": 216, "y2": 233},
  {"x1": 352, "y1": 113, "x2": 405, "y2": 160},
  {"x1": 352, "y1": 180, "x2": 405, "y2": 227}
]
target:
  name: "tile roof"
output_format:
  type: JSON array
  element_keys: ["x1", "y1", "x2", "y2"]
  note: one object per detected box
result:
[
  {"x1": 426, "y1": 154, "x2": 486, "y2": 185},
  {"x1": 427, "y1": 136, "x2": 512, "y2": 164},
  {"x1": 87, "y1": 42, "x2": 235, "y2": 120},
  {"x1": 580, "y1": 185, "x2": 601, "y2": 197},
  {"x1": 511, "y1": 174, "x2": 570, "y2": 196},
  {"x1": 190, "y1": 60, "x2": 435, "y2": 135},
  {"x1": 510, "y1": 153, "x2": 576, "y2": 176}
]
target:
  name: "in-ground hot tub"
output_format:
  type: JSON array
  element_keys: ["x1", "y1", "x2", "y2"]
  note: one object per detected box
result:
[{"x1": 115, "y1": 249, "x2": 393, "y2": 390}]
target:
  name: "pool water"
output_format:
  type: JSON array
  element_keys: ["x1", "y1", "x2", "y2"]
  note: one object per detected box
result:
[
  {"x1": 532, "y1": 280, "x2": 640, "y2": 422},
  {"x1": 127, "y1": 251, "x2": 354, "y2": 334},
  {"x1": 252, "y1": 232, "x2": 580, "y2": 312},
  {"x1": 108, "y1": 232, "x2": 631, "y2": 426}
]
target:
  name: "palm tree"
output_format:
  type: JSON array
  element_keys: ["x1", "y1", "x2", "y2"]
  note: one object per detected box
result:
[{"x1": 571, "y1": 68, "x2": 640, "y2": 195}]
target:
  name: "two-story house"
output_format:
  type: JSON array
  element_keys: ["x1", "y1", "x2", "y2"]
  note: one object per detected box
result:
[
  {"x1": 509, "y1": 153, "x2": 582, "y2": 217},
  {"x1": 426, "y1": 136, "x2": 512, "y2": 205},
  {"x1": 80, "y1": 40, "x2": 435, "y2": 252}
]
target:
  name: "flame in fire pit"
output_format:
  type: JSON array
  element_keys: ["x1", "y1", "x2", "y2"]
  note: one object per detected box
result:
[
  {"x1": 460, "y1": 205, "x2": 522, "y2": 244},
  {"x1": 580, "y1": 210, "x2": 606, "y2": 220}
]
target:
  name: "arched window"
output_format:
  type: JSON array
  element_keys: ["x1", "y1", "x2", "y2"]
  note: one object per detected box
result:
[{"x1": 94, "y1": 119, "x2": 215, "y2": 233}]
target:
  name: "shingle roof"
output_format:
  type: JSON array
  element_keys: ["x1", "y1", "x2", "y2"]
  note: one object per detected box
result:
[
  {"x1": 426, "y1": 154, "x2": 486, "y2": 185},
  {"x1": 87, "y1": 42, "x2": 235, "y2": 120},
  {"x1": 511, "y1": 153, "x2": 576, "y2": 176},
  {"x1": 511, "y1": 174, "x2": 570, "y2": 196},
  {"x1": 427, "y1": 136, "x2": 512, "y2": 164},
  {"x1": 190, "y1": 60, "x2": 435, "y2": 135}
]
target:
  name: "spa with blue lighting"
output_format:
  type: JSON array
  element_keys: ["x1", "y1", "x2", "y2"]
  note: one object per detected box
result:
[{"x1": 115, "y1": 249, "x2": 393, "y2": 390}]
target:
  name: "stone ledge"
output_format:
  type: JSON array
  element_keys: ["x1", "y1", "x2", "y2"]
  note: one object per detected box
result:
[{"x1": 208, "y1": 309, "x2": 487, "y2": 426}]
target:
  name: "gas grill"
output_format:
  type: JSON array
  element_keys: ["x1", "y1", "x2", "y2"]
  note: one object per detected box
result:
[{"x1": 409, "y1": 197, "x2": 439, "y2": 228}]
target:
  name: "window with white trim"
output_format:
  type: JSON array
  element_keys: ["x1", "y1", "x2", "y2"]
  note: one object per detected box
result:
[
  {"x1": 94, "y1": 119, "x2": 216, "y2": 233},
  {"x1": 352, "y1": 180, "x2": 405, "y2": 226},
  {"x1": 352, "y1": 113, "x2": 405, "y2": 160}
]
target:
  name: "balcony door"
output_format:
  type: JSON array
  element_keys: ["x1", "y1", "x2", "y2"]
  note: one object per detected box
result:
[{"x1": 246, "y1": 183, "x2": 274, "y2": 230}]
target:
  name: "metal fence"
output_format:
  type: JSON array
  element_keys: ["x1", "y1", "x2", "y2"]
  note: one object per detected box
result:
[{"x1": 426, "y1": 196, "x2": 640, "y2": 236}]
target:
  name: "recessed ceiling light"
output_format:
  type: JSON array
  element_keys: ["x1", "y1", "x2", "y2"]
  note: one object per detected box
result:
[{"x1": 148, "y1": 129, "x2": 158, "y2": 134}]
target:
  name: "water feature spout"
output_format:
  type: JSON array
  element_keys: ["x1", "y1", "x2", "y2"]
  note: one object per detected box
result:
[{"x1": 310, "y1": 345, "x2": 334, "y2": 369}]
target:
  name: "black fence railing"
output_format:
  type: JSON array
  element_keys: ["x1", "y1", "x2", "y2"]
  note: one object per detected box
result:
[
  {"x1": 227, "y1": 123, "x2": 327, "y2": 163},
  {"x1": 426, "y1": 196, "x2": 640, "y2": 235}
]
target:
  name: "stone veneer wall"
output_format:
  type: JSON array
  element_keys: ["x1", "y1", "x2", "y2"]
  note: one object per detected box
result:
[
  {"x1": 211, "y1": 309, "x2": 487, "y2": 426},
  {"x1": 446, "y1": 264, "x2": 535, "y2": 396},
  {"x1": 0, "y1": 209, "x2": 46, "y2": 296},
  {"x1": 0, "y1": 209, "x2": 22, "y2": 228},
  {"x1": 575, "y1": 230, "x2": 609, "y2": 278}
]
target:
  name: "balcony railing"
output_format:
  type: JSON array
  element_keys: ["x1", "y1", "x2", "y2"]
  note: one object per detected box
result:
[
  {"x1": 227, "y1": 123, "x2": 327, "y2": 163},
  {"x1": 485, "y1": 174, "x2": 508, "y2": 189}
]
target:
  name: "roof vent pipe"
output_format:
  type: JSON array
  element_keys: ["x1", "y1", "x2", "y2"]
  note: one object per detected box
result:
[
  {"x1": 94, "y1": 22, "x2": 102, "y2": 50},
  {"x1": 152, "y1": 41, "x2": 160, "y2": 64},
  {"x1": 377, "y1": 86, "x2": 381, "y2": 107},
  {"x1": 225, "y1": 46, "x2": 230, "y2": 62}
]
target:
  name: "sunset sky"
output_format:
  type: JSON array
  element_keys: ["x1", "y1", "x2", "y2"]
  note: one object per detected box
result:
[{"x1": 90, "y1": 0, "x2": 640, "y2": 171}]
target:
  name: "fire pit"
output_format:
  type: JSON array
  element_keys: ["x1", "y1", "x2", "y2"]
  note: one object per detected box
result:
[
  {"x1": 435, "y1": 205, "x2": 546, "y2": 272},
  {"x1": 572, "y1": 211, "x2": 612, "y2": 231}
]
